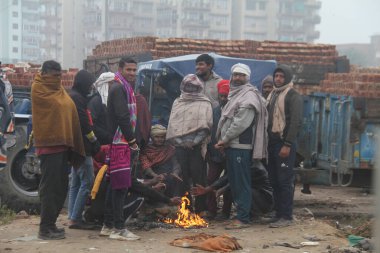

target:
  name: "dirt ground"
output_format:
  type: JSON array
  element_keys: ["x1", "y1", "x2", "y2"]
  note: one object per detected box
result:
[{"x1": 0, "y1": 185, "x2": 374, "y2": 253}]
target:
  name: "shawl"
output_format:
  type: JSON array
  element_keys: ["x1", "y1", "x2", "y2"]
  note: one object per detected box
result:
[
  {"x1": 139, "y1": 144, "x2": 176, "y2": 170},
  {"x1": 166, "y1": 97, "x2": 212, "y2": 141},
  {"x1": 267, "y1": 82, "x2": 293, "y2": 137},
  {"x1": 135, "y1": 94, "x2": 151, "y2": 146},
  {"x1": 112, "y1": 72, "x2": 137, "y2": 144},
  {"x1": 166, "y1": 74, "x2": 212, "y2": 140},
  {"x1": 31, "y1": 73, "x2": 85, "y2": 168},
  {"x1": 217, "y1": 83, "x2": 268, "y2": 159},
  {"x1": 93, "y1": 72, "x2": 115, "y2": 105}
]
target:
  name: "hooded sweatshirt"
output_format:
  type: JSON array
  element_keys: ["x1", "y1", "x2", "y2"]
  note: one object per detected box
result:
[
  {"x1": 69, "y1": 69, "x2": 96, "y2": 155},
  {"x1": 267, "y1": 65, "x2": 303, "y2": 147}
]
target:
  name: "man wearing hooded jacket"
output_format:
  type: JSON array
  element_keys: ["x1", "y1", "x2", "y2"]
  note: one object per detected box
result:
[
  {"x1": 266, "y1": 65, "x2": 303, "y2": 228},
  {"x1": 68, "y1": 70, "x2": 101, "y2": 229}
]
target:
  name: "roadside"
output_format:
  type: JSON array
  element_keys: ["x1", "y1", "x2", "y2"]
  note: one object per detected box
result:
[{"x1": 0, "y1": 185, "x2": 374, "y2": 253}]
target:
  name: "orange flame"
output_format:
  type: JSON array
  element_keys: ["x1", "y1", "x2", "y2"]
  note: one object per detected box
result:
[{"x1": 163, "y1": 195, "x2": 208, "y2": 228}]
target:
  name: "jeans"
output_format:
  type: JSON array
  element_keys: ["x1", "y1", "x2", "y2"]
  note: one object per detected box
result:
[
  {"x1": 267, "y1": 142, "x2": 296, "y2": 220},
  {"x1": 68, "y1": 156, "x2": 94, "y2": 222},
  {"x1": 104, "y1": 182, "x2": 128, "y2": 230},
  {"x1": 38, "y1": 152, "x2": 69, "y2": 231},
  {"x1": 225, "y1": 148, "x2": 252, "y2": 223}
]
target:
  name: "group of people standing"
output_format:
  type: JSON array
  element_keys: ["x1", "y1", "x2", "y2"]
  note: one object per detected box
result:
[{"x1": 31, "y1": 53, "x2": 302, "y2": 241}]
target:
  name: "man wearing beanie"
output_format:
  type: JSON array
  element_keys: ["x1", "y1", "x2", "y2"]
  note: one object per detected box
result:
[
  {"x1": 266, "y1": 64, "x2": 303, "y2": 228},
  {"x1": 261, "y1": 75, "x2": 274, "y2": 99},
  {"x1": 68, "y1": 69, "x2": 101, "y2": 230},
  {"x1": 195, "y1": 54, "x2": 223, "y2": 108},
  {"x1": 206, "y1": 80, "x2": 233, "y2": 220},
  {"x1": 215, "y1": 63, "x2": 268, "y2": 229}
]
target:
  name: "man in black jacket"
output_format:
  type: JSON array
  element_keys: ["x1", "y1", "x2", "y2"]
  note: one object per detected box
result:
[
  {"x1": 68, "y1": 70, "x2": 100, "y2": 229},
  {"x1": 266, "y1": 65, "x2": 303, "y2": 228},
  {"x1": 103, "y1": 58, "x2": 140, "y2": 240}
]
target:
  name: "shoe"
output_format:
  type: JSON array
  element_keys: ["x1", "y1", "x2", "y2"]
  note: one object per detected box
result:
[
  {"x1": 260, "y1": 216, "x2": 280, "y2": 224},
  {"x1": 225, "y1": 219, "x2": 250, "y2": 230},
  {"x1": 109, "y1": 229, "x2": 141, "y2": 241},
  {"x1": 38, "y1": 229, "x2": 65, "y2": 240},
  {"x1": 301, "y1": 188, "x2": 312, "y2": 194},
  {"x1": 99, "y1": 225, "x2": 113, "y2": 236},
  {"x1": 215, "y1": 213, "x2": 230, "y2": 221},
  {"x1": 69, "y1": 221, "x2": 97, "y2": 230},
  {"x1": 269, "y1": 218, "x2": 293, "y2": 228},
  {"x1": 51, "y1": 225, "x2": 65, "y2": 233}
]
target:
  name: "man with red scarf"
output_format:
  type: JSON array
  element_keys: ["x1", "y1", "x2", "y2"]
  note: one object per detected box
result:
[{"x1": 140, "y1": 124, "x2": 184, "y2": 198}]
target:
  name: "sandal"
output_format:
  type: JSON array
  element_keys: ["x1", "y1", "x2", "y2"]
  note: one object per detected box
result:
[{"x1": 225, "y1": 219, "x2": 250, "y2": 230}]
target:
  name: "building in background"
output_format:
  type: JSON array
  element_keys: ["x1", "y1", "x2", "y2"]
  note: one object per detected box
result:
[
  {"x1": 337, "y1": 34, "x2": 380, "y2": 67},
  {"x1": 0, "y1": 0, "x2": 63, "y2": 65},
  {"x1": 1, "y1": 0, "x2": 321, "y2": 68}
]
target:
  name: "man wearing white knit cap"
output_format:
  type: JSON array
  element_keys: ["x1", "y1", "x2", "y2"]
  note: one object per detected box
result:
[{"x1": 215, "y1": 63, "x2": 268, "y2": 229}]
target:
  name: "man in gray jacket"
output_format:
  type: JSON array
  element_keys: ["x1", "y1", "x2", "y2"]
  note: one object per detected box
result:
[{"x1": 215, "y1": 63, "x2": 268, "y2": 229}]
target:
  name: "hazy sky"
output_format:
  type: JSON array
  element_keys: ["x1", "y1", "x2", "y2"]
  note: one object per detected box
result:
[{"x1": 317, "y1": 0, "x2": 380, "y2": 44}]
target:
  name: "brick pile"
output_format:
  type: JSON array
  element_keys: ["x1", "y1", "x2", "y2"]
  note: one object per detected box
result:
[
  {"x1": 90, "y1": 37, "x2": 338, "y2": 66},
  {"x1": 2, "y1": 64, "x2": 78, "y2": 89},
  {"x1": 295, "y1": 71, "x2": 380, "y2": 98},
  {"x1": 88, "y1": 37, "x2": 341, "y2": 85}
]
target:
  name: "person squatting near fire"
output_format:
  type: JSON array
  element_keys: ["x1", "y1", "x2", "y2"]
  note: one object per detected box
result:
[
  {"x1": 85, "y1": 147, "x2": 182, "y2": 233},
  {"x1": 215, "y1": 63, "x2": 268, "y2": 229},
  {"x1": 67, "y1": 70, "x2": 101, "y2": 230},
  {"x1": 101, "y1": 57, "x2": 141, "y2": 240},
  {"x1": 139, "y1": 124, "x2": 185, "y2": 198},
  {"x1": 205, "y1": 79, "x2": 233, "y2": 220},
  {"x1": 32, "y1": 60, "x2": 85, "y2": 240},
  {"x1": 266, "y1": 64, "x2": 303, "y2": 228},
  {"x1": 191, "y1": 160, "x2": 274, "y2": 221},
  {"x1": 166, "y1": 74, "x2": 213, "y2": 215}
]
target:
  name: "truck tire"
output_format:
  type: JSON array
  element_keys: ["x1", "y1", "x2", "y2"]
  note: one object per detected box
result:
[{"x1": 0, "y1": 123, "x2": 40, "y2": 213}]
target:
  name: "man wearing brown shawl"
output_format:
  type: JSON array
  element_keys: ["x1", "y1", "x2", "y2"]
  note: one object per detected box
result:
[
  {"x1": 140, "y1": 124, "x2": 184, "y2": 197},
  {"x1": 166, "y1": 74, "x2": 212, "y2": 214},
  {"x1": 31, "y1": 60, "x2": 85, "y2": 240}
]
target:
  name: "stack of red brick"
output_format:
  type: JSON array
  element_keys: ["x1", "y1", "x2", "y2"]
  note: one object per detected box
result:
[
  {"x1": 319, "y1": 72, "x2": 380, "y2": 98},
  {"x1": 90, "y1": 37, "x2": 338, "y2": 67},
  {"x1": 3, "y1": 64, "x2": 78, "y2": 89},
  {"x1": 88, "y1": 37, "x2": 340, "y2": 85},
  {"x1": 296, "y1": 70, "x2": 380, "y2": 98}
]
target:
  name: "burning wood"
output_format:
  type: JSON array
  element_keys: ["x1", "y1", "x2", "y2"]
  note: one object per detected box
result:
[{"x1": 163, "y1": 194, "x2": 208, "y2": 228}]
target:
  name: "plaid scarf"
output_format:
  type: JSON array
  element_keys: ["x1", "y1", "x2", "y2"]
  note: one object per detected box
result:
[
  {"x1": 113, "y1": 72, "x2": 137, "y2": 144},
  {"x1": 139, "y1": 144, "x2": 176, "y2": 170}
]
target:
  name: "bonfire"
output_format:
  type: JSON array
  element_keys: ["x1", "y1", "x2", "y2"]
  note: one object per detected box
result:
[{"x1": 163, "y1": 194, "x2": 208, "y2": 228}]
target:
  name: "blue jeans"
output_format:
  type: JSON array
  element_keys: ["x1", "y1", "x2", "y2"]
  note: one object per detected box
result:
[
  {"x1": 267, "y1": 142, "x2": 296, "y2": 220},
  {"x1": 68, "y1": 156, "x2": 94, "y2": 222},
  {"x1": 225, "y1": 148, "x2": 252, "y2": 223}
]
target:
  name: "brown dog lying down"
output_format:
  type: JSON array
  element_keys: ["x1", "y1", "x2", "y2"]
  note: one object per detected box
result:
[{"x1": 170, "y1": 233, "x2": 242, "y2": 252}]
